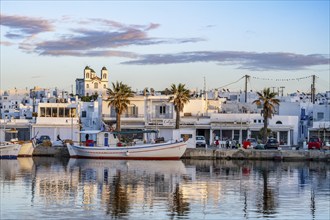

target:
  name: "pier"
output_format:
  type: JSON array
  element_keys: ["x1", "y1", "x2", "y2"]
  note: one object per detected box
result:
[
  {"x1": 182, "y1": 148, "x2": 330, "y2": 161},
  {"x1": 31, "y1": 145, "x2": 330, "y2": 161}
]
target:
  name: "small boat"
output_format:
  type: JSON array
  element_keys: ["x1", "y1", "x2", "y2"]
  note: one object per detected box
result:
[
  {"x1": 18, "y1": 141, "x2": 35, "y2": 157},
  {"x1": 1, "y1": 128, "x2": 22, "y2": 159},
  {"x1": 0, "y1": 142, "x2": 21, "y2": 159},
  {"x1": 3, "y1": 129, "x2": 35, "y2": 157},
  {"x1": 66, "y1": 130, "x2": 187, "y2": 160}
]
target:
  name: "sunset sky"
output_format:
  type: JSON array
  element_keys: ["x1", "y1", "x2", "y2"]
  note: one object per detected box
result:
[{"x1": 1, "y1": 1, "x2": 329, "y2": 94}]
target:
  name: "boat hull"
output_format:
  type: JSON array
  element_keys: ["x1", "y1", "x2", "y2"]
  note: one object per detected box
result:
[
  {"x1": 0, "y1": 143, "x2": 21, "y2": 159},
  {"x1": 67, "y1": 141, "x2": 187, "y2": 160},
  {"x1": 18, "y1": 141, "x2": 34, "y2": 157}
]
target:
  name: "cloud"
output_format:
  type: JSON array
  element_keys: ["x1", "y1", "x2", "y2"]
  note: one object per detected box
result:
[
  {"x1": 39, "y1": 49, "x2": 138, "y2": 58},
  {"x1": 0, "y1": 41, "x2": 15, "y2": 46},
  {"x1": 0, "y1": 14, "x2": 54, "y2": 38},
  {"x1": 0, "y1": 15, "x2": 204, "y2": 56},
  {"x1": 32, "y1": 19, "x2": 204, "y2": 56},
  {"x1": 121, "y1": 51, "x2": 330, "y2": 70}
]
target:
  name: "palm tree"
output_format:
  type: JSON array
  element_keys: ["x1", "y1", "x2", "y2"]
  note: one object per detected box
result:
[
  {"x1": 168, "y1": 83, "x2": 190, "y2": 129},
  {"x1": 252, "y1": 88, "x2": 280, "y2": 143},
  {"x1": 106, "y1": 81, "x2": 134, "y2": 132}
]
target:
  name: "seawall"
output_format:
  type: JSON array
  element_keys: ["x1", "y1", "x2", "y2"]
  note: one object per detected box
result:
[
  {"x1": 182, "y1": 148, "x2": 330, "y2": 161},
  {"x1": 33, "y1": 146, "x2": 70, "y2": 157},
  {"x1": 32, "y1": 146, "x2": 330, "y2": 162}
]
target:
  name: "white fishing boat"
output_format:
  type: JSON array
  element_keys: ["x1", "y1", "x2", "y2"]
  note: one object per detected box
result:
[
  {"x1": 3, "y1": 129, "x2": 35, "y2": 157},
  {"x1": 0, "y1": 128, "x2": 22, "y2": 159},
  {"x1": 66, "y1": 130, "x2": 187, "y2": 160},
  {"x1": 0, "y1": 142, "x2": 21, "y2": 159}
]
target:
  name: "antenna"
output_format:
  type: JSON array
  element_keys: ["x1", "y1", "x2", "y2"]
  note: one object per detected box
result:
[{"x1": 203, "y1": 76, "x2": 206, "y2": 95}]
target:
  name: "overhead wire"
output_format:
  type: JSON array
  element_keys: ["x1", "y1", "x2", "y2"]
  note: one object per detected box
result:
[{"x1": 217, "y1": 76, "x2": 245, "y2": 90}]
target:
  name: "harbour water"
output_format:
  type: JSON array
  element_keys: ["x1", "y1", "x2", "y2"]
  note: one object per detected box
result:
[{"x1": 0, "y1": 158, "x2": 329, "y2": 219}]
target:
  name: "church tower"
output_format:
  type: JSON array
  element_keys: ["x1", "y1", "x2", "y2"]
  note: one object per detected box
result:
[{"x1": 76, "y1": 66, "x2": 109, "y2": 97}]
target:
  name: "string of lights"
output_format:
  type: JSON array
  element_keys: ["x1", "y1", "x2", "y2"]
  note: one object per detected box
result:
[
  {"x1": 251, "y1": 75, "x2": 313, "y2": 81},
  {"x1": 218, "y1": 76, "x2": 244, "y2": 89}
]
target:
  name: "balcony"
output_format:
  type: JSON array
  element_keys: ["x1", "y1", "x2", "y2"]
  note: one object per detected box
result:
[
  {"x1": 151, "y1": 113, "x2": 173, "y2": 119},
  {"x1": 103, "y1": 113, "x2": 144, "y2": 118}
]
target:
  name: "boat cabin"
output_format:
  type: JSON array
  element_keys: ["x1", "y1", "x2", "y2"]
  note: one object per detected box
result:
[{"x1": 79, "y1": 130, "x2": 160, "y2": 147}]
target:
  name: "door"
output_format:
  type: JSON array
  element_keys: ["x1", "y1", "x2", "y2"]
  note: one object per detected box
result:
[{"x1": 104, "y1": 133, "x2": 109, "y2": 146}]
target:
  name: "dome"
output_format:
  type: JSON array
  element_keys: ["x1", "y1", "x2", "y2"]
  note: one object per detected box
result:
[{"x1": 102, "y1": 66, "x2": 107, "y2": 70}]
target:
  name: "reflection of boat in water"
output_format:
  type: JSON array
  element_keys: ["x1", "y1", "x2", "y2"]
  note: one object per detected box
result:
[
  {"x1": 68, "y1": 159, "x2": 187, "y2": 176},
  {"x1": 17, "y1": 157, "x2": 34, "y2": 172},
  {"x1": 67, "y1": 130, "x2": 187, "y2": 160},
  {"x1": 0, "y1": 159, "x2": 20, "y2": 180}
]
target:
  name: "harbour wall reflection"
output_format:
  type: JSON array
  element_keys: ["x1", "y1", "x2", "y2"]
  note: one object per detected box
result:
[{"x1": 0, "y1": 158, "x2": 329, "y2": 219}]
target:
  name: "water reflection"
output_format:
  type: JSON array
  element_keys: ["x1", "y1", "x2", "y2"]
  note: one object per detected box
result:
[{"x1": 0, "y1": 158, "x2": 329, "y2": 219}]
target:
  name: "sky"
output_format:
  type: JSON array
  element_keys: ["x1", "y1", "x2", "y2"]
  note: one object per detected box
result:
[{"x1": 1, "y1": 1, "x2": 329, "y2": 94}]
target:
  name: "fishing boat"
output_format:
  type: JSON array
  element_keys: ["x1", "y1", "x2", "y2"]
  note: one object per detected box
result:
[
  {"x1": 3, "y1": 128, "x2": 35, "y2": 157},
  {"x1": 0, "y1": 128, "x2": 22, "y2": 159},
  {"x1": 18, "y1": 141, "x2": 35, "y2": 157},
  {"x1": 0, "y1": 142, "x2": 21, "y2": 159},
  {"x1": 66, "y1": 130, "x2": 187, "y2": 160}
]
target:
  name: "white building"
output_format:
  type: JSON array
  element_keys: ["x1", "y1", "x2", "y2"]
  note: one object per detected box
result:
[
  {"x1": 0, "y1": 88, "x2": 30, "y2": 119},
  {"x1": 32, "y1": 102, "x2": 80, "y2": 142},
  {"x1": 76, "y1": 66, "x2": 109, "y2": 97},
  {"x1": 100, "y1": 93, "x2": 299, "y2": 147}
]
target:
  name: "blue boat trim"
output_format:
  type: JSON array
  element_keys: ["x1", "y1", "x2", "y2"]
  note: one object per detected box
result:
[{"x1": 0, "y1": 155, "x2": 18, "y2": 159}]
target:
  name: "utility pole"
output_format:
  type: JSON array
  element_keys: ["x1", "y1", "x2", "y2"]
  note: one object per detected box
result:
[
  {"x1": 280, "y1": 86, "x2": 285, "y2": 96},
  {"x1": 244, "y1": 75, "x2": 250, "y2": 103},
  {"x1": 203, "y1": 76, "x2": 206, "y2": 99},
  {"x1": 311, "y1": 75, "x2": 316, "y2": 104}
]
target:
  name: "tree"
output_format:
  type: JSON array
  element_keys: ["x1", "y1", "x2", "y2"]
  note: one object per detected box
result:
[
  {"x1": 168, "y1": 83, "x2": 190, "y2": 129},
  {"x1": 252, "y1": 88, "x2": 280, "y2": 143},
  {"x1": 106, "y1": 81, "x2": 134, "y2": 132}
]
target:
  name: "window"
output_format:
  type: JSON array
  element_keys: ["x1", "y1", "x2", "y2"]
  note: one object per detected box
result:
[
  {"x1": 46, "y1": 107, "x2": 51, "y2": 117},
  {"x1": 70, "y1": 108, "x2": 76, "y2": 117},
  {"x1": 65, "y1": 108, "x2": 70, "y2": 117},
  {"x1": 59, "y1": 108, "x2": 64, "y2": 117},
  {"x1": 127, "y1": 106, "x2": 138, "y2": 116},
  {"x1": 103, "y1": 84, "x2": 106, "y2": 89},
  {"x1": 317, "y1": 112, "x2": 324, "y2": 120},
  {"x1": 52, "y1": 107, "x2": 58, "y2": 117},
  {"x1": 86, "y1": 84, "x2": 89, "y2": 88},
  {"x1": 94, "y1": 82, "x2": 98, "y2": 89},
  {"x1": 276, "y1": 121, "x2": 282, "y2": 124},
  {"x1": 40, "y1": 107, "x2": 45, "y2": 117},
  {"x1": 160, "y1": 105, "x2": 166, "y2": 114},
  {"x1": 82, "y1": 111, "x2": 87, "y2": 118},
  {"x1": 86, "y1": 73, "x2": 89, "y2": 78},
  {"x1": 103, "y1": 74, "x2": 107, "y2": 79}
]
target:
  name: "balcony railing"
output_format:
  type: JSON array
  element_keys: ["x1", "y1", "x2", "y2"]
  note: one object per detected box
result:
[
  {"x1": 151, "y1": 113, "x2": 173, "y2": 119},
  {"x1": 102, "y1": 113, "x2": 144, "y2": 118}
]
